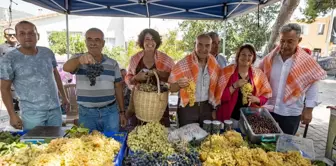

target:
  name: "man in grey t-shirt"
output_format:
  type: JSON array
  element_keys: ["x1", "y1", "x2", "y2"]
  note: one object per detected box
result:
[
  {"x1": 0, "y1": 21, "x2": 69, "y2": 130},
  {"x1": 207, "y1": 32, "x2": 227, "y2": 68}
]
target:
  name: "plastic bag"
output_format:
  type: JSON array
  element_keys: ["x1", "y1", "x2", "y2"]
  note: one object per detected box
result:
[
  {"x1": 276, "y1": 134, "x2": 315, "y2": 160},
  {"x1": 168, "y1": 123, "x2": 208, "y2": 142}
]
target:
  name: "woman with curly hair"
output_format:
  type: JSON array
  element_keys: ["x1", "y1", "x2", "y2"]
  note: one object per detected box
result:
[{"x1": 125, "y1": 29, "x2": 175, "y2": 127}]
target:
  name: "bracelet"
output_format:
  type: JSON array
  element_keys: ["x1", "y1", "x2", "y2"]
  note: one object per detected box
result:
[{"x1": 119, "y1": 111, "x2": 125, "y2": 114}]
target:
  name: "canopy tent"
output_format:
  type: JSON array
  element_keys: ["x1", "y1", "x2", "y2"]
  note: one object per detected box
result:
[
  {"x1": 21, "y1": 0, "x2": 280, "y2": 58},
  {"x1": 22, "y1": 0, "x2": 279, "y2": 20}
]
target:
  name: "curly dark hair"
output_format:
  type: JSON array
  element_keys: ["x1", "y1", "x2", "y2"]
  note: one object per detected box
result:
[
  {"x1": 235, "y1": 43, "x2": 257, "y2": 64},
  {"x1": 137, "y1": 29, "x2": 162, "y2": 49}
]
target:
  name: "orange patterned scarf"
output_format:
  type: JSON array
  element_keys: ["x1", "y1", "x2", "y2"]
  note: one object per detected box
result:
[
  {"x1": 259, "y1": 46, "x2": 326, "y2": 104},
  {"x1": 222, "y1": 64, "x2": 272, "y2": 105},
  {"x1": 168, "y1": 52, "x2": 224, "y2": 107},
  {"x1": 125, "y1": 50, "x2": 175, "y2": 88}
]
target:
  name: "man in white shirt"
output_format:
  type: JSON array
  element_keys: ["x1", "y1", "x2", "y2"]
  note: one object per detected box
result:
[
  {"x1": 207, "y1": 32, "x2": 227, "y2": 68},
  {"x1": 259, "y1": 23, "x2": 326, "y2": 135}
]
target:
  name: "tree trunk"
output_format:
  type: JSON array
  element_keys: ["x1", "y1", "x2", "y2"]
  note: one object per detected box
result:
[{"x1": 263, "y1": 0, "x2": 301, "y2": 56}]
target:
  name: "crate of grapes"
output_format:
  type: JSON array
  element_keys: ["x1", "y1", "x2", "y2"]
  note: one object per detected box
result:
[{"x1": 239, "y1": 107, "x2": 283, "y2": 144}]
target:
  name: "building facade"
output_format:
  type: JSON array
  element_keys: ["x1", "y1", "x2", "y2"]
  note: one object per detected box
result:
[{"x1": 292, "y1": 16, "x2": 335, "y2": 57}]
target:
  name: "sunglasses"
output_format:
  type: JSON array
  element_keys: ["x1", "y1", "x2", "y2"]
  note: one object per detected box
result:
[{"x1": 5, "y1": 34, "x2": 16, "y2": 37}]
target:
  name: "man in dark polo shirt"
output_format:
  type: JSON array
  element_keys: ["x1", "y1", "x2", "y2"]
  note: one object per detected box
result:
[{"x1": 0, "y1": 28, "x2": 19, "y2": 57}]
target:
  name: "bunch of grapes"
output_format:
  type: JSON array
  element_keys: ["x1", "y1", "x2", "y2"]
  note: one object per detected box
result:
[
  {"x1": 124, "y1": 150, "x2": 201, "y2": 166},
  {"x1": 127, "y1": 123, "x2": 175, "y2": 155},
  {"x1": 241, "y1": 83, "x2": 253, "y2": 105},
  {"x1": 86, "y1": 63, "x2": 104, "y2": 86},
  {"x1": 0, "y1": 144, "x2": 46, "y2": 166},
  {"x1": 185, "y1": 81, "x2": 196, "y2": 107},
  {"x1": 138, "y1": 83, "x2": 158, "y2": 92}
]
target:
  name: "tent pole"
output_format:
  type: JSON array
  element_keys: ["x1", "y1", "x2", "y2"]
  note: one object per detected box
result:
[
  {"x1": 66, "y1": 13, "x2": 70, "y2": 59},
  {"x1": 222, "y1": 20, "x2": 227, "y2": 57},
  {"x1": 65, "y1": 0, "x2": 70, "y2": 60}
]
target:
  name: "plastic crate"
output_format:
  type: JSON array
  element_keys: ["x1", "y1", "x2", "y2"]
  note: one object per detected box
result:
[
  {"x1": 239, "y1": 107, "x2": 283, "y2": 144},
  {"x1": 10, "y1": 130, "x2": 127, "y2": 166},
  {"x1": 103, "y1": 131, "x2": 127, "y2": 166}
]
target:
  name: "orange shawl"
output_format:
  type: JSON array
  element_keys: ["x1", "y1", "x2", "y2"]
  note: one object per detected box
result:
[
  {"x1": 168, "y1": 52, "x2": 224, "y2": 107},
  {"x1": 259, "y1": 46, "x2": 326, "y2": 104},
  {"x1": 125, "y1": 50, "x2": 175, "y2": 88},
  {"x1": 222, "y1": 64, "x2": 272, "y2": 106}
]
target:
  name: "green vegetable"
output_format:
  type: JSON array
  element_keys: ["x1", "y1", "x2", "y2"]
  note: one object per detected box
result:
[
  {"x1": 0, "y1": 142, "x2": 27, "y2": 156},
  {"x1": 0, "y1": 132, "x2": 21, "y2": 144},
  {"x1": 249, "y1": 142, "x2": 276, "y2": 152},
  {"x1": 312, "y1": 160, "x2": 327, "y2": 166},
  {"x1": 65, "y1": 124, "x2": 90, "y2": 138}
]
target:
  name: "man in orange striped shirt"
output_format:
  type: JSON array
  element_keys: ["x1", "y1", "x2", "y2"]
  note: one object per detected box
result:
[{"x1": 259, "y1": 23, "x2": 326, "y2": 135}]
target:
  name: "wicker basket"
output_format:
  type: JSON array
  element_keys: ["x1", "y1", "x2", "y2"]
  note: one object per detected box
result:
[{"x1": 133, "y1": 71, "x2": 168, "y2": 122}]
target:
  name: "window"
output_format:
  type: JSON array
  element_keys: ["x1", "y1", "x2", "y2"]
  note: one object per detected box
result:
[
  {"x1": 105, "y1": 38, "x2": 116, "y2": 48},
  {"x1": 317, "y1": 24, "x2": 325, "y2": 35},
  {"x1": 70, "y1": 31, "x2": 83, "y2": 36},
  {"x1": 300, "y1": 25, "x2": 309, "y2": 35}
]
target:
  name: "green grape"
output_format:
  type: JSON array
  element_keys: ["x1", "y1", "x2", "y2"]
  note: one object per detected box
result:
[{"x1": 127, "y1": 123, "x2": 175, "y2": 156}]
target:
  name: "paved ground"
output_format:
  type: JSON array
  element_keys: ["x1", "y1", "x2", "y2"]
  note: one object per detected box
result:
[{"x1": 296, "y1": 76, "x2": 336, "y2": 159}]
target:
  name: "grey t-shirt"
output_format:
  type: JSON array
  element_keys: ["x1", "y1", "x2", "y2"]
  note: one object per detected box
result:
[
  {"x1": 0, "y1": 42, "x2": 18, "y2": 57},
  {"x1": 0, "y1": 46, "x2": 60, "y2": 111}
]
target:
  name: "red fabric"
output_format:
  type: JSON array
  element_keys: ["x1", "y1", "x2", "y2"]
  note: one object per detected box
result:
[
  {"x1": 216, "y1": 68, "x2": 268, "y2": 121},
  {"x1": 303, "y1": 48, "x2": 312, "y2": 55}
]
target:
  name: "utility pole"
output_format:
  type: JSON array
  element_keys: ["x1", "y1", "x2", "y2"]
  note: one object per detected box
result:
[{"x1": 325, "y1": 9, "x2": 336, "y2": 57}]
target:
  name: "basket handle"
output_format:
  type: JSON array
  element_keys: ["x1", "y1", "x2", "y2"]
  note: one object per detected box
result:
[{"x1": 153, "y1": 71, "x2": 161, "y2": 94}]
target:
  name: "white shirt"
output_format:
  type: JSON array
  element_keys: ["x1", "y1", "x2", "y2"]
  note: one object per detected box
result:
[
  {"x1": 267, "y1": 54, "x2": 319, "y2": 116},
  {"x1": 215, "y1": 54, "x2": 227, "y2": 68},
  {"x1": 195, "y1": 64, "x2": 210, "y2": 102}
]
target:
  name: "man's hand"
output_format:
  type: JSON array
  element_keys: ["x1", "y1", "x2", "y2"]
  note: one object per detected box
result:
[
  {"x1": 212, "y1": 112, "x2": 216, "y2": 120},
  {"x1": 327, "y1": 106, "x2": 336, "y2": 110},
  {"x1": 178, "y1": 77, "x2": 189, "y2": 88},
  {"x1": 120, "y1": 113, "x2": 127, "y2": 127},
  {"x1": 10, "y1": 114, "x2": 23, "y2": 129},
  {"x1": 301, "y1": 108, "x2": 313, "y2": 124},
  {"x1": 61, "y1": 97, "x2": 70, "y2": 112},
  {"x1": 78, "y1": 53, "x2": 95, "y2": 65}
]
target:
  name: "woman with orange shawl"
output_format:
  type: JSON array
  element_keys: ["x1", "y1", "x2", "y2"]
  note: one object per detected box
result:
[
  {"x1": 217, "y1": 44, "x2": 272, "y2": 124},
  {"x1": 125, "y1": 29, "x2": 174, "y2": 127}
]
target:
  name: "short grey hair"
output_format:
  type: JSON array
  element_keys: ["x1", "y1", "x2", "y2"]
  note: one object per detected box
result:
[
  {"x1": 206, "y1": 32, "x2": 219, "y2": 39},
  {"x1": 85, "y1": 28, "x2": 104, "y2": 38},
  {"x1": 280, "y1": 23, "x2": 302, "y2": 37}
]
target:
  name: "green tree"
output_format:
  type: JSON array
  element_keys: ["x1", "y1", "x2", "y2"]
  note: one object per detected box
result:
[
  {"x1": 48, "y1": 31, "x2": 87, "y2": 55},
  {"x1": 0, "y1": 27, "x2": 5, "y2": 44},
  {"x1": 264, "y1": 0, "x2": 300, "y2": 55},
  {"x1": 300, "y1": 0, "x2": 335, "y2": 23},
  {"x1": 178, "y1": 2, "x2": 280, "y2": 58},
  {"x1": 159, "y1": 30, "x2": 185, "y2": 61},
  {"x1": 103, "y1": 40, "x2": 141, "y2": 69}
]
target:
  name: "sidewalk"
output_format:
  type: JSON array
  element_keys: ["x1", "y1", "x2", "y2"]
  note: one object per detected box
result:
[{"x1": 297, "y1": 77, "x2": 336, "y2": 158}]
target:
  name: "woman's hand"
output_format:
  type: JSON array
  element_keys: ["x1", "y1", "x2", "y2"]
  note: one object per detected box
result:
[
  {"x1": 248, "y1": 95, "x2": 260, "y2": 104},
  {"x1": 147, "y1": 69, "x2": 156, "y2": 76},
  {"x1": 134, "y1": 71, "x2": 149, "y2": 82},
  {"x1": 233, "y1": 79, "x2": 248, "y2": 88}
]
